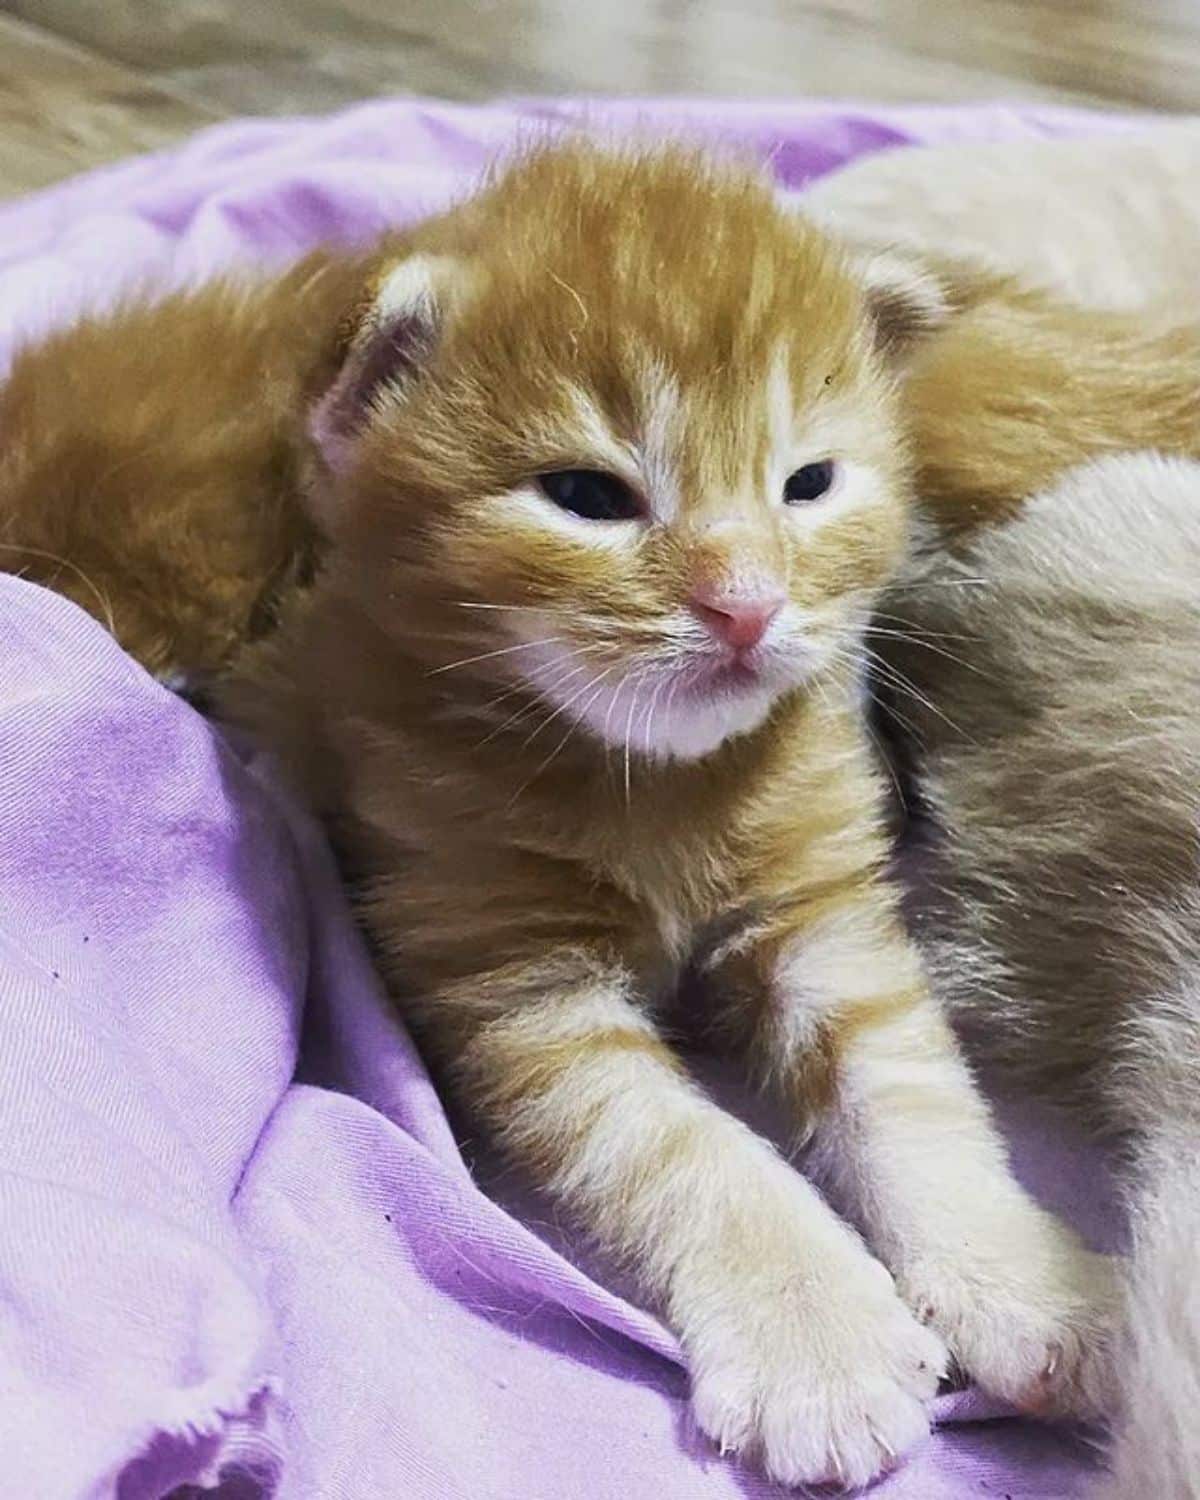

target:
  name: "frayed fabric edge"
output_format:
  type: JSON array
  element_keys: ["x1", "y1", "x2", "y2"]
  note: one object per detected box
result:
[{"x1": 95, "y1": 1371, "x2": 285, "y2": 1500}]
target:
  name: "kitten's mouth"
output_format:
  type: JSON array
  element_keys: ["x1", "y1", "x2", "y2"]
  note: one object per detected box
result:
[{"x1": 681, "y1": 652, "x2": 767, "y2": 699}]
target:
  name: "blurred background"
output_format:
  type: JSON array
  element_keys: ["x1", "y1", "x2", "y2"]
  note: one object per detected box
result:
[{"x1": 0, "y1": 0, "x2": 1195, "y2": 198}]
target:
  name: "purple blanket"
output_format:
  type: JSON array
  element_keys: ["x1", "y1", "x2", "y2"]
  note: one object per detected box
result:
[{"x1": 0, "y1": 100, "x2": 1126, "y2": 1499}]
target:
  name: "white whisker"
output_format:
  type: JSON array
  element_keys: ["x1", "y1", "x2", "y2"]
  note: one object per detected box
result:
[
  {"x1": 453, "y1": 600, "x2": 559, "y2": 614},
  {"x1": 863, "y1": 713, "x2": 906, "y2": 811},
  {"x1": 641, "y1": 671, "x2": 670, "y2": 758},
  {"x1": 474, "y1": 650, "x2": 604, "y2": 749},
  {"x1": 888, "y1": 575, "x2": 990, "y2": 593},
  {"x1": 600, "y1": 663, "x2": 631, "y2": 783},
  {"x1": 520, "y1": 660, "x2": 618, "y2": 751},
  {"x1": 508, "y1": 667, "x2": 617, "y2": 806},
  {"x1": 548, "y1": 269, "x2": 590, "y2": 330},
  {"x1": 854, "y1": 642, "x2": 972, "y2": 741},
  {"x1": 862, "y1": 623, "x2": 986, "y2": 676},
  {"x1": 0, "y1": 541, "x2": 117, "y2": 638},
  {"x1": 426, "y1": 637, "x2": 563, "y2": 677},
  {"x1": 476, "y1": 648, "x2": 595, "y2": 719},
  {"x1": 869, "y1": 610, "x2": 973, "y2": 642},
  {"x1": 623, "y1": 669, "x2": 654, "y2": 807},
  {"x1": 660, "y1": 670, "x2": 685, "y2": 752}
]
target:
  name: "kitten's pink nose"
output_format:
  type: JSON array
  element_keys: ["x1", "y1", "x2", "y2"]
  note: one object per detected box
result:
[{"x1": 689, "y1": 584, "x2": 785, "y2": 651}]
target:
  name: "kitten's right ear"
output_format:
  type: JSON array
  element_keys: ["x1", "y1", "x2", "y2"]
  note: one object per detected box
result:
[
  {"x1": 854, "y1": 247, "x2": 953, "y2": 362},
  {"x1": 310, "y1": 253, "x2": 456, "y2": 478},
  {"x1": 850, "y1": 242, "x2": 1015, "y2": 363}
]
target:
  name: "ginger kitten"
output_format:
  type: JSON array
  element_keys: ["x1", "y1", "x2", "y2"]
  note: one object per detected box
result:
[
  {"x1": 225, "y1": 144, "x2": 1113, "y2": 1488},
  {"x1": 0, "y1": 253, "x2": 373, "y2": 687}
]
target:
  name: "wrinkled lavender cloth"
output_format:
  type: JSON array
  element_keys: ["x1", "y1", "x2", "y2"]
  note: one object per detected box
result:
[{"x1": 0, "y1": 101, "x2": 1132, "y2": 1499}]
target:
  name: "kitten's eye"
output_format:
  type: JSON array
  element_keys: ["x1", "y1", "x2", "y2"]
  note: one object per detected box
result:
[
  {"x1": 536, "y1": 469, "x2": 642, "y2": 521},
  {"x1": 784, "y1": 461, "x2": 837, "y2": 505}
]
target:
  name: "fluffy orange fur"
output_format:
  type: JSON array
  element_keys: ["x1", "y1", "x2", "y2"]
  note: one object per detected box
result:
[
  {"x1": 218, "y1": 144, "x2": 1114, "y2": 1488},
  {"x1": 0, "y1": 253, "x2": 375, "y2": 683},
  {"x1": 4, "y1": 179, "x2": 1198, "y2": 685},
  {"x1": 1, "y1": 140, "x2": 1153, "y2": 1489},
  {"x1": 904, "y1": 279, "x2": 1200, "y2": 536}
]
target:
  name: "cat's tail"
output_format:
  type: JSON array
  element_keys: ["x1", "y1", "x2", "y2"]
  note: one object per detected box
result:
[{"x1": 1098, "y1": 1119, "x2": 1200, "y2": 1499}]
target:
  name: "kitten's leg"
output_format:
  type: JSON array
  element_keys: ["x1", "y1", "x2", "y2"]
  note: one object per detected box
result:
[
  {"x1": 452, "y1": 954, "x2": 945, "y2": 1488},
  {"x1": 748, "y1": 889, "x2": 1117, "y2": 1420}
]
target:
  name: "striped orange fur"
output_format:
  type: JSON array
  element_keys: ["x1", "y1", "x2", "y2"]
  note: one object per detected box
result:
[
  {"x1": 223, "y1": 143, "x2": 1116, "y2": 1487},
  {"x1": 0, "y1": 136, "x2": 1137, "y2": 1487}
]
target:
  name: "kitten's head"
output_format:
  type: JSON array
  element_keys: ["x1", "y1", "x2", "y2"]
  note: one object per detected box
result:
[{"x1": 311, "y1": 143, "x2": 945, "y2": 761}]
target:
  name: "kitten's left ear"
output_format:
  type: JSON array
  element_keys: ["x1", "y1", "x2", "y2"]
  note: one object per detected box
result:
[
  {"x1": 309, "y1": 253, "x2": 462, "y2": 480},
  {"x1": 853, "y1": 247, "x2": 953, "y2": 361}
]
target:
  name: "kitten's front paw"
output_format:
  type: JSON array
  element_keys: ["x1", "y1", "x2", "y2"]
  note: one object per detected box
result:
[
  {"x1": 902, "y1": 1208, "x2": 1118, "y2": 1422},
  {"x1": 684, "y1": 1233, "x2": 947, "y2": 1489}
]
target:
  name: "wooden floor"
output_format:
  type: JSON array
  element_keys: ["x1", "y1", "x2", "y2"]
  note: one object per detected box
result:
[{"x1": 1, "y1": 0, "x2": 1199, "y2": 199}]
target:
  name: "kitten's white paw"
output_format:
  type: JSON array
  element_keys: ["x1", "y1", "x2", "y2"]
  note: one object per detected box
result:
[
  {"x1": 902, "y1": 1209, "x2": 1118, "y2": 1422},
  {"x1": 683, "y1": 1233, "x2": 946, "y2": 1489}
]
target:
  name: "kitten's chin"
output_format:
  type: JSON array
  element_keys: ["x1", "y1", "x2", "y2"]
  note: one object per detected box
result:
[
  {"x1": 648, "y1": 685, "x2": 781, "y2": 761},
  {"x1": 568, "y1": 669, "x2": 784, "y2": 763}
]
